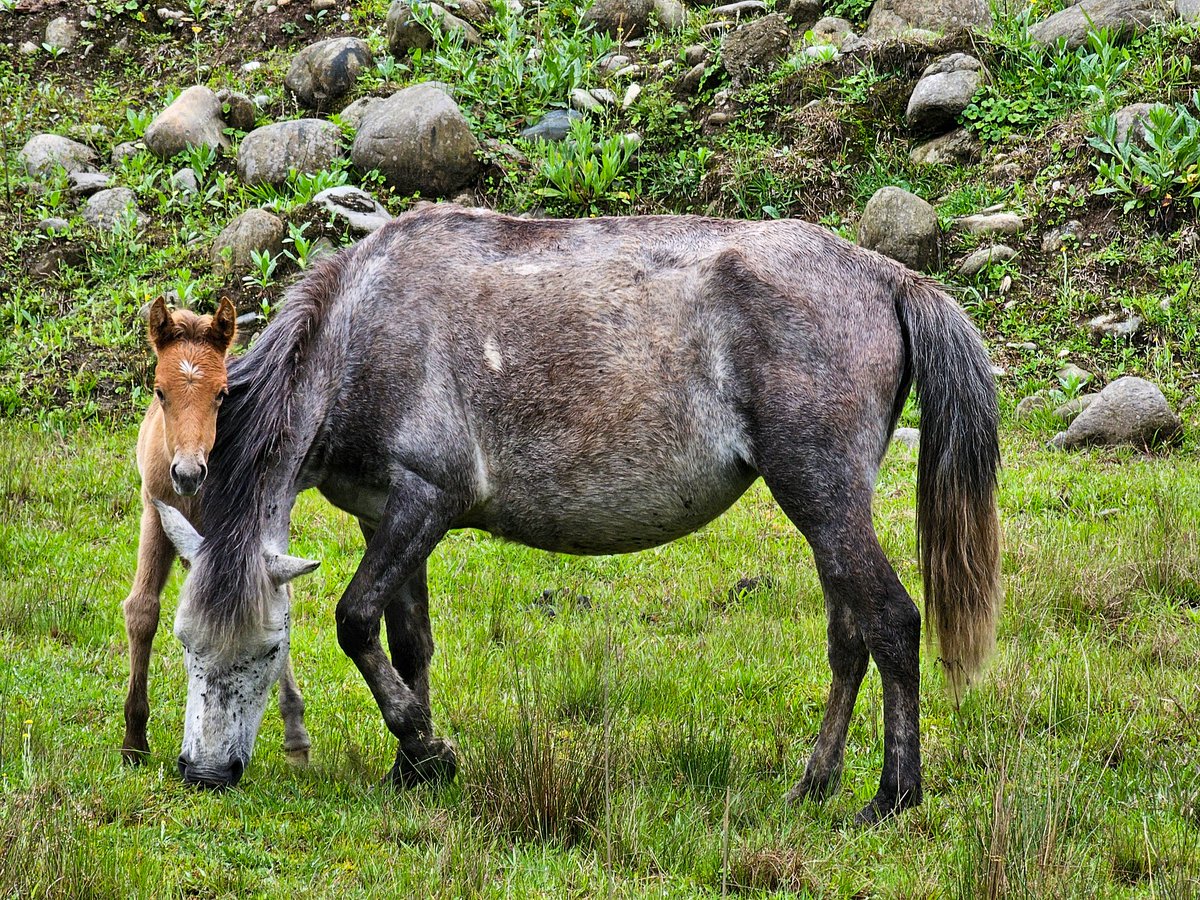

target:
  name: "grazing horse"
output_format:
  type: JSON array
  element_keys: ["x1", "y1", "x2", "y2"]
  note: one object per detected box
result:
[
  {"x1": 120, "y1": 297, "x2": 311, "y2": 771},
  {"x1": 155, "y1": 205, "x2": 1000, "y2": 823}
]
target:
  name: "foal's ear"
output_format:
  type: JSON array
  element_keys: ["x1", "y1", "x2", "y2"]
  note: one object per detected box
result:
[
  {"x1": 147, "y1": 296, "x2": 175, "y2": 353},
  {"x1": 264, "y1": 552, "x2": 320, "y2": 586},
  {"x1": 153, "y1": 499, "x2": 204, "y2": 564},
  {"x1": 210, "y1": 297, "x2": 237, "y2": 353}
]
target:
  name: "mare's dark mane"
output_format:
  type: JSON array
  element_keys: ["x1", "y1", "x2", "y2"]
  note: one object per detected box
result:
[{"x1": 191, "y1": 250, "x2": 351, "y2": 628}]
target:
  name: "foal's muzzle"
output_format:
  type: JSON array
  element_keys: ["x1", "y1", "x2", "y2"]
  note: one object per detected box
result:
[
  {"x1": 170, "y1": 460, "x2": 207, "y2": 496},
  {"x1": 178, "y1": 754, "x2": 244, "y2": 790}
]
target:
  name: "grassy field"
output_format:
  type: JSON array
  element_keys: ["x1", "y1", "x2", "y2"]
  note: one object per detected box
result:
[{"x1": 2, "y1": 420, "x2": 1198, "y2": 898}]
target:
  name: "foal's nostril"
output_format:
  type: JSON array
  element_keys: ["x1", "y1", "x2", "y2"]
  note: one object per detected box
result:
[
  {"x1": 198, "y1": 463, "x2": 208, "y2": 483},
  {"x1": 170, "y1": 463, "x2": 181, "y2": 483}
]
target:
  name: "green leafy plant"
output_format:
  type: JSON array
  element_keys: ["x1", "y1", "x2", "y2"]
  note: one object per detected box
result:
[
  {"x1": 283, "y1": 221, "x2": 317, "y2": 270},
  {"x1": 535, "y1": 117, "x2": 635, "y2": 213},
  {"x1": 1088, "y1": 94, "x2": 1200, "y2": 224},
  {"x1": 243, "y1": 248, "x2": 278, "y2": 288}
]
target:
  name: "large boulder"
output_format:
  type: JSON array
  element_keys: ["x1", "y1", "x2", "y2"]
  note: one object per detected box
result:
[
  {"x1": 20, "y1": 134, "x2": 98, "y2": 178},
  {"x1": 143, "y1": 86, "x2": 231, "y2": 159},
  {"x1": 1029, "y1": 0, "x2": 1171, "y2": 49},
  {"x1": 1050, "y1": 377, "x2": 1182, "y2": 449},
  {"x1": 285, "y1": 37, "x2": 373, "y2": 112},
  {"x1": 583, "y1": 0, "x2": 654, "y2": 38},
  {"x1": 722, "y1": 13, "x2": 792, "y2": 83},
  {"x1": 237, "y1": 119, "x2": 345, "y2": 186},
  {"x1": 212, "y1": 208, "x2": 286, "y2": 276},
  {"x1": 1113, "y1": 102, "x2": 1167, "y2": 146},
  {"x1": 906, "y1": 53, "x2": 982, "y2": 137},
  {"x1": 387, "y1": 0, "x2": 480, "y2": 55},
  {"x1": 351, "y1": 83, "x2": 480, "y2": 196},
  {"x1": 311, "y1": 186, "x2": 392, "y2": 234},
  {"x1": 1179, "y1": 0, "x2": 1200, "y2": 21},
  {"x1": 910, "y1": 127, "x2": 981, "y2": 166},
  {"x1": 858, "y1": 186, "x2": 940, "y2": 272},
  {"x1": 82, "y1": 187, "x2": 146, "y2": 231},
  {"x1": 866, "y1": 0, "x2": 990, "y2": 38}
]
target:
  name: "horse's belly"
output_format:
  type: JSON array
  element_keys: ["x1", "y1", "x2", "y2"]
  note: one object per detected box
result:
[{"x1": 469, "y1": 462, "x2": 758, "y2": 555}]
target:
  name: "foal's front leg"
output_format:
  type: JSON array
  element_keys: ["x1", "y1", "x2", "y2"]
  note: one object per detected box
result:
[
  {"x1": 122, "y1": 499, "x2": 176, "y2": 763},
  {"x1": 335, "y1": 472, "x2": 463, "y2": 788}
]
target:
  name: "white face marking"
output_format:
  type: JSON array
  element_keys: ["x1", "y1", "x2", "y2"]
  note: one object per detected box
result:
[
  {"x1": 483, "y1": 338, "x2": 503, "y2": 373},
  {"x1": 180, "y1": 359, "x2": 202, "y2": 381}
]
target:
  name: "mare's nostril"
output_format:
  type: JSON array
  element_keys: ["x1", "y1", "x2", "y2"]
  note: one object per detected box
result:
[
  {"x1": 177, "y1": 754, "x2": 189, "y2": 778},
  {"x1": 228, "y1": 759, "x2": 245, "y2": 785}
]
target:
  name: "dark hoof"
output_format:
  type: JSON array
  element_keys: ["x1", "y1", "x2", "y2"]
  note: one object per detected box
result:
[
  {"x1": 853, "y1": 788, "x2": 922, "y2": 827},
  {"x1": 121, "y1": 741, "x2": 150, "y2": 766},
  {"x1": 389, "y1": 737, "x2": 457, "y2": 790},
  {"x1": 785, "y1": 770, "x2": 841, "y2": 805}
]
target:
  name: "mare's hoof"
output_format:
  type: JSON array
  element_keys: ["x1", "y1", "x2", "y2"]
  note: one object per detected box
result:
[
  {"x1": 389, "y1": 737, "x2": 458, "y2": 790},
  {"x1": 121, "y1": 742, "x2": 151, "y2": 766},
  {"x1": 852, "y1": 788, "x2": 922, "y2": 827},
  {"x1": 785, "y1": 771, "x2": 840, "y2": 805},
  {"x1": 284, "y1": 746, "x2": 311, "y2": 767}
]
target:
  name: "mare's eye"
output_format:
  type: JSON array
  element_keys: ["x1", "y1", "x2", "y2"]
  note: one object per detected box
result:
[{"x1": 215, "y1": 388, "x2": 228, "y2": 407}]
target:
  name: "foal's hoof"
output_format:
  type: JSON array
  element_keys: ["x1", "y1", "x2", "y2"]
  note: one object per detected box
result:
[
  {"x1": 284, "y1": 746, "x2": 311, "y2": 768},
  {"x1": 853, "y1": 788, "x2": 922, "y2": 827},
  {"x1": 389, "y1": 737, "x2": 458, "y2": 790}
]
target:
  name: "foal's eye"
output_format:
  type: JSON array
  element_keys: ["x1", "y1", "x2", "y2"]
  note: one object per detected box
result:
[{"x1": 154, "y1": 387, "x2": 165, "y2": 404}]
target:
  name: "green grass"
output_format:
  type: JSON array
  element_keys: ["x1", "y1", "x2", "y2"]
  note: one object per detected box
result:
[{"x1": 2, "y1": 422, "x2": 1199, "y2": 897}]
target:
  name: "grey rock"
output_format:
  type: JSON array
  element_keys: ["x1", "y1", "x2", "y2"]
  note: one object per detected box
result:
[
  {"x1": 786, "y1": 0, "x2": 822, "y2": 24},
  {"x1": 1041, "y1": 220, "x2": 1081, "y2": 253},
  {"x1": 520, "y1": 108, "x2": 584, "y2": 141},
  {"x1": 45, "y1": 16, "x2": 79, "y2": 49},
  {"x1": 957, "y1": 212, "x2": 1026, "y2": 237},
  {"x1": 38, "y1": 217, "x2": 70, "y2": 233},
  {"x1": 957, "y1": 244, "x2": 1015, "y2": 277},
  {"x1": 312, "y1": 185, "x2": 392, "y2": 234},
  {"x1": 1088, "y1": 312, "x2": 1141, "y2": 339},
  {"x1": 211, "y1": 208, "x2": 285, "y2": 276},
  {"x1": 680, "y1": 61, "x2": 710, "y2": 94},
  {"x1": 338, "y1": 96, "x2": 378, "y2": 132},
  {"x1": 237, "y1": 119, "x2": 345, "y2": 186},
  {"x1": 710, "y1": 0, "x2": 767, "y2": 15},
  {"x1": 112, "y1": 141, "x2": 145, "y2": 165},
  {"x1": 570, "y1": 88, "x2": 603, "y2": 113},
  {"x1": 683, "y1": 44, "x2": 709, "y2": 66},
  {"x1": 171, "y1": 168, "x2": 199, "y2": 195},
  {"x1": 351, "y1": 83, "x2": 480, "y2": 196},
  {"x1": 216, "y1": 89, "x2": 257, "y2": 132},
  {"x1": 590, "y1": 88, "x2": 617, "y2": 106},
  {"x1": 910, "y1": 127, "x2": 981, "y2": 166},
  {"x1": 722, "y1": 13, "x2": 791, "y2": 82},
  {"x1": 66, "y1": 124, "x2": 111, "y2": 147},
  {"x1": 906, "y1": 53, "x2": 982, "y2": 137},
  {"x1": 144, "y1": 86, "x2": 230, "y2": 159},
  {"x1": 1051, "y1": 376, "x2": 1182, "y2": 449},
  {"x1": 653, "y1": 0, "x2": 687, "y2": 29},
  {"x1": 1180, "y1": 0, "x2": 1200, "y2": 20},
  {"x1": 1029, "y1": 0, "x2": 1170, "y2": 49},
  {"x1": 893, "y1": 427, "x2": 920, "y2": 449},
  {"x1": 82, "y1": 187, "x2": 145, "y2": 231},
  {"x1": 811, "y1": 16, "x2": 854, "y2": 46},
  {"x1": 1058, "y1": 363, "x2": 1093, "y2": 386},
  {"x1": 20, "y1": 134, "x2": 98, "y2": 178},
  {"x1": 858, "y1": 186, "x2": 939, "y2": 272},
  {"x1": 32, "y1": 245, "x2": 86, "y2": 278},
  {"x1": 1113, "y1": 102, "x2": 1166, "y2": 147},
  {"x1": 387, "y1": 0, "x2": 480, "y2": 55},
  {"x1": 20, "y1": 41, "x2": 39, "y2": 55},
  {"x1": 622, "y1": 83, "x2": 642, "y2": 109},
  {"x1": 285, "y1": 37, "x2": 373, "y2": 111},
  {"x1": 1052, "y1": 394, "x2": 1098, "y2": 423},
  {"x1": 583, "y1": 0, "x2": 654, "y2": 38},
  {"x1": 601, "y1": 53, "x2": 632, "y2": 73},
  {"x1": 68, "y1": 171, "x2": 113, "y2": 196},
  {"x1": 1015, "y1": 393, "x2": 1050, "y2": 418},
  {"x1": 866, "y1": 0, "x2": 990, "y2": 38}
]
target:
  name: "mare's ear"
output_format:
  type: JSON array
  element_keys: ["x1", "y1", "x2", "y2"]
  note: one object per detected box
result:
[
  {"x1": 147, "y1": 296, "x2": 175, "y2": 354},
  {"x1": 265, "y1": 553, "x2": 320, "y2": 586},
  {"x1": 153, "y1": 499, "x2": 204, "y2": 564},
  {"x1": 211, "y1": 297, "x2": 237, "y2": 353}
]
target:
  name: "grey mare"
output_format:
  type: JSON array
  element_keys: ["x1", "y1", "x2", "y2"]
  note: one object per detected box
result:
[{"x1": 155, "y1": 204, "x2": 1001, "y2": 824}]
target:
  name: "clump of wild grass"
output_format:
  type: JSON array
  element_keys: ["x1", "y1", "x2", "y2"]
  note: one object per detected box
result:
[{"x1": 723, "y1": 847, "x2": 819, "y2": 895}]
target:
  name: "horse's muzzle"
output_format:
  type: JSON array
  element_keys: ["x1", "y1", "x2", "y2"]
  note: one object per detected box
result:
[
  {"x1": 170, "y1": 461, "x2": 207, "y2": 497},
  {"x1": 178, "y1": 754, "x2": 244, "y2": 789}
]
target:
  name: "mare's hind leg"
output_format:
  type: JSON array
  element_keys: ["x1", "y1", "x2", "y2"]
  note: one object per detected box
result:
[
  {"x1": 785, "y1": 595, "x2": 869, "y2": 804},
  {"x1": 277, "y1": 652, "x2": 311, "y2": 766},
  {"x1": 121, "y1": 499, "x2": 176, "y2": 763},
  {"x1": 766, "y1": 474, "x2": 922, "y2": 825},
  {"x1": 336, "y1": 475, "x2": 464, "y2": 790}
]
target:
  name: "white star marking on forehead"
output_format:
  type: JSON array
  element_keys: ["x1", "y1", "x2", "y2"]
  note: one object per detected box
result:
[{"x1": 180, "y1": 360, "x2": 202, "y2": 380}]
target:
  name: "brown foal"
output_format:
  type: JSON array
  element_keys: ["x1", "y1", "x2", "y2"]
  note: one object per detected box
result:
[{"x1": 120, "y1": 297, "x2": 311, "y2": 767}]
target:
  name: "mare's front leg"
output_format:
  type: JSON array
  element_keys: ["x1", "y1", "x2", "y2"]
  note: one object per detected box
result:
[
  {"x1": 277, "y1": 651, "x2": 311, "y2": 766},
  {"x1": 121, "y1": 498, "x2": 176, "y2": 763},
  {"x1": 335, "y1": 471, "x2": 464, "y2": 789}
]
